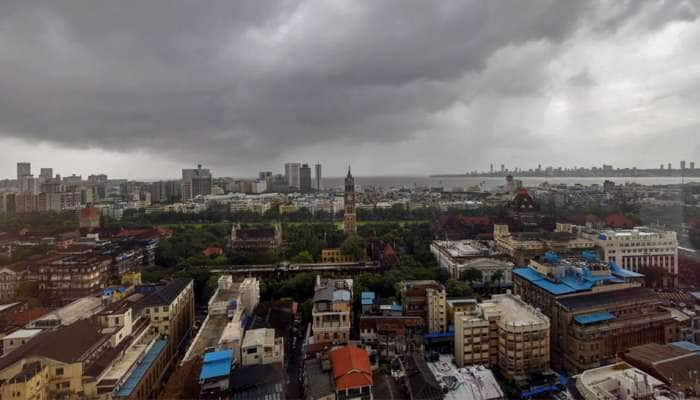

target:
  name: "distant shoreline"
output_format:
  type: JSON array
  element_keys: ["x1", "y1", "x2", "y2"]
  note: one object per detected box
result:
[{"x1": 429, "y1": 174, "x2": 700, "y2": 179}]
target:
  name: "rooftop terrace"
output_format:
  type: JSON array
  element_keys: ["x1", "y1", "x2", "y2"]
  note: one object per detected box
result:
[{"x1": 426, "y1": 355, "x2": 504, "y2": 400}]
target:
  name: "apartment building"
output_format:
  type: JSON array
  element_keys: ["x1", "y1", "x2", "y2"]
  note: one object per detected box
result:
[
  {"x1": 137, "y1": 279, "x2": 195, "y2": 361},
  {"x1": 512, "y1": 251, "x2": 679, "y2": 372},
  {"x1": 37, "y1": 255, "x2": 112, "y2": 305},
  {"x1": 359, "y1": 315, "x2": 423, "y2": 358},
  {"x1": 241, "y1": 328, "x2": 284, "y2": 366},
  {"x1": 401, "y1": 280, "x2": 447, "y2": 333},
  {"x1": 0, "y1": 282, "x2": 194, "y2": 400},
  {"x1": 454, "y1": 293, "x2": 550, "y2": 381},
  {"x1": 311, "y1": 276, "x2": 353, "y2": 345}
]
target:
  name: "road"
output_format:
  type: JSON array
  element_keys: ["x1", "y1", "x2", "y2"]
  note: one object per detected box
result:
[{"x1": 286, "y1": 318, "x2": 307, "y2": 399}]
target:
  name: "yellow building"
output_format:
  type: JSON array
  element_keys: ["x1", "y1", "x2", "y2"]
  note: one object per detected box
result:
[
  {"x1": 454, "y1": 293, "x2": 550, "y2": 380},
  {"x1": 121, "y1": 272, "x2": 142, "y2": 286},
  {"x1": 0, "y1": 279, "x2": 195, "y2": 400},
  {"x1": 0, "y1": 319, "x2": 103, "y2": 400},
  {"x1": 278, "y1": 203, "x2": 297, "y2": 214},
  {"x1": 320, "y1": 249, "x2": 354, "y2": 263}
]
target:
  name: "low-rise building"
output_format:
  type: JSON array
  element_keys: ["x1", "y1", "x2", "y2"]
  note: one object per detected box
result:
[
  {"x1": 423, "y1": 354, "x2": 505, "y2": 400},
  {"x1": 229, "y1": 223, "x2": 282, "y2": 252},
  {"x1": 329, "y1": 346, "x2": 373, "y2": 400},
  {"x1": 241, "y1": 328, "x2": 284, "y2": 366},
  {"x1": 574, "y1": 362, "x2": 678, "y2": 400},
  {"x1": 321, "y1": 248, "x2": 355, "y2": 263},
  {"x1": 494, "y1": 224, "x2": 595, "y2": 265},
  {"x1": 1, "y1": 329, "x2": 42, "y2": 355},
  {"x1": 0, "y1": 291, "x2": 183, "y2": 400},
  {"x1": 454, "y1": 293, "x2": 550, "y2": 382},
  {"x1": 359, "y1": 315, "x2": 423, "y2": 358},
  {"x1": 199, "y1": 349, "x2": 233, "y2": 396},
  {"x1": 402, "y1": 281, "x2": 447, "y2": 333},
  {"x1": 431, "y1": 240, "x2": 513, "y2": 285},
  {"x1": 623, "y1": 342, "x2": 700, "y2": 397},
  {"x1": 311, "y1": 276, "x2": 353, "y2": 345}
]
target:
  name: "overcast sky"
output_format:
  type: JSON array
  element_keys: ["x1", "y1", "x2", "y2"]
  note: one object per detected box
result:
[{"x1": 1, "y1": 0, "x2": 699, "y2": 179}]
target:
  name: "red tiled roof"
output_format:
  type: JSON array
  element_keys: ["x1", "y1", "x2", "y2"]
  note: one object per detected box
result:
[
  {"x1": 606, "y1": 213, "x2": 635, "y2": 229},
  {"x1": 330, "y1": 346, "x2": 372, "y2": 390},
  {"x1": 202, "y1": 247, "x2": 223, "y2": 257},
  {"x1": 1, "y1": 307, "x2": 49, "y2": 332},
  {"x1": 79, "y1": 207, "x2": 99, "y2": 219}
]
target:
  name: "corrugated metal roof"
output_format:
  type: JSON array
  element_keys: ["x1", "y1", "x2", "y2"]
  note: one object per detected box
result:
[
  {"x1": 200, "y1": 349, "x2": 233, "y2": 382},
  {"x1": 115, "y1": 340, "x2": 167, "y2": 398}
]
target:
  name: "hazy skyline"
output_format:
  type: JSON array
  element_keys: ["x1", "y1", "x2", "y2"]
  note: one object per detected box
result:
[{"x1": 1, "y1": 1, "x2": 700, "y2": 179}]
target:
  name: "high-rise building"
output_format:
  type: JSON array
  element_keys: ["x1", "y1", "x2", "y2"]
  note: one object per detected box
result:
[
  {"x1": 668, "y1": 162, "x2": 672, "y2": 170},
  {"x1": 500, "y1": 164, "x2": 505, "y2": 173},
  {"x1": 182, "y1": 165, "x2": 212, "y2": 201},
  {"x1": 691, "y1": 161, "x2": 696, "y2": 170},
  {"x1": 16, "y1": 162, "x2": 30, "y2": 180},
  {"x1": 258, "y1": 171, "x2": 272, "y2": 182},
  {"x1": 490, "y1": 164, "x2": 494, "y2": 174},
  {"x1": 315, "y1": 163, "x2": 322, "y2": 191},
  {"x1": 16, "y1": 162, "x2": 33, "y2": 193},
  {"x1": 681, "y1": 160, "x2": 687, "y2": 170},
  {"x1": 284, "y1": 163, "x2": 301, "y2": 189},
  {"x1": 300, "y1": 163, "x2": 312, "y2": 193},
  {"x1": 660, "y1": 164, "x2": 664, "y2": 170},
  {"x1": 39, "y1": 168, "x2": 53, "y2": 179},
  {"x1": 343, "y1": 167, "x2": 357, "y2": 235}
]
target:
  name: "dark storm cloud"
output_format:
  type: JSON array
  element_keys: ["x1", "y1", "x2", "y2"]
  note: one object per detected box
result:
[{"x1": 0, "y1": 0, "x2": 698, "y2": 169}]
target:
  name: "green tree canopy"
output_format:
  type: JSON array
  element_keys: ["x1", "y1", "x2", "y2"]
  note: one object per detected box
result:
[
  {"x1": 462, "y1": 268, "x2": 483, "y2": 283},
  {"x1": 340, "y1": 234, "x2": 366, "y2": 261},
  {"x1": 292, "y1": 250, "x2": 314, "y2": 264}
]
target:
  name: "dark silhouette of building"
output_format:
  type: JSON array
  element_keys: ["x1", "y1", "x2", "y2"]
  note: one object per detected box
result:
[{"x1": 300, "y1": 163, "x2": 312, "y2": 193}]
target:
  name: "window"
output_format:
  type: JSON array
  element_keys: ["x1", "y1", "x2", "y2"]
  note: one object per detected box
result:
[{"x1": 55, "y1": 367, "x2": 64, "y2": 376}]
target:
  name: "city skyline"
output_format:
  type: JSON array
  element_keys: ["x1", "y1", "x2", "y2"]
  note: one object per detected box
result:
[
  {"x1": 0, "y1": 1, "x2": 699, "y2": 177},
  {"x1": 1, "y1": 158, "x2": 699, "y2": 181}
]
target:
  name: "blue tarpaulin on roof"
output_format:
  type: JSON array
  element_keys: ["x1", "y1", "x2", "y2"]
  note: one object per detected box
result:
[
  {"x1": 361, "y1": 291, "x2": 375, "y2": 300},
  {"x1": 115, "y1": 340, "x2": 167, "y2": 398},
  {"x1": 200, "y1": 349, "x2": 233, "y2": 382},
  {"x1": 609, "y1": 261, "x2": 644, "y2": 278},
  {"x1": 520, "y1": 371, "x2": 567, "y2": 399},
  {"x1": 574, "y1": 311, "x2": 615, "y2": 325},
  {"x1": 671, "y1": 341, "x2": 700, "y2": 354},
  {"x1": 581, "y1": 250, "x2": 599, "y2": 263}
]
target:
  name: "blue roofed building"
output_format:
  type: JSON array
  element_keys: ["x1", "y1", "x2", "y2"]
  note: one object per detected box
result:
[
  {"x1": 199, "y1": 349, "x2": 234, "y2": 396},
  {"x1": 512, "y1": 251, "x2": 681, "y2": 373},
  {"x1": 360, "y1": 291, "x2": 375, "y2": 315}
]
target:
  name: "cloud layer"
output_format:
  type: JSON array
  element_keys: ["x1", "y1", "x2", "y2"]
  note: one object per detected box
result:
[{"x1": 1, "y1": 0, "x2": 699, "y2": 178}]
